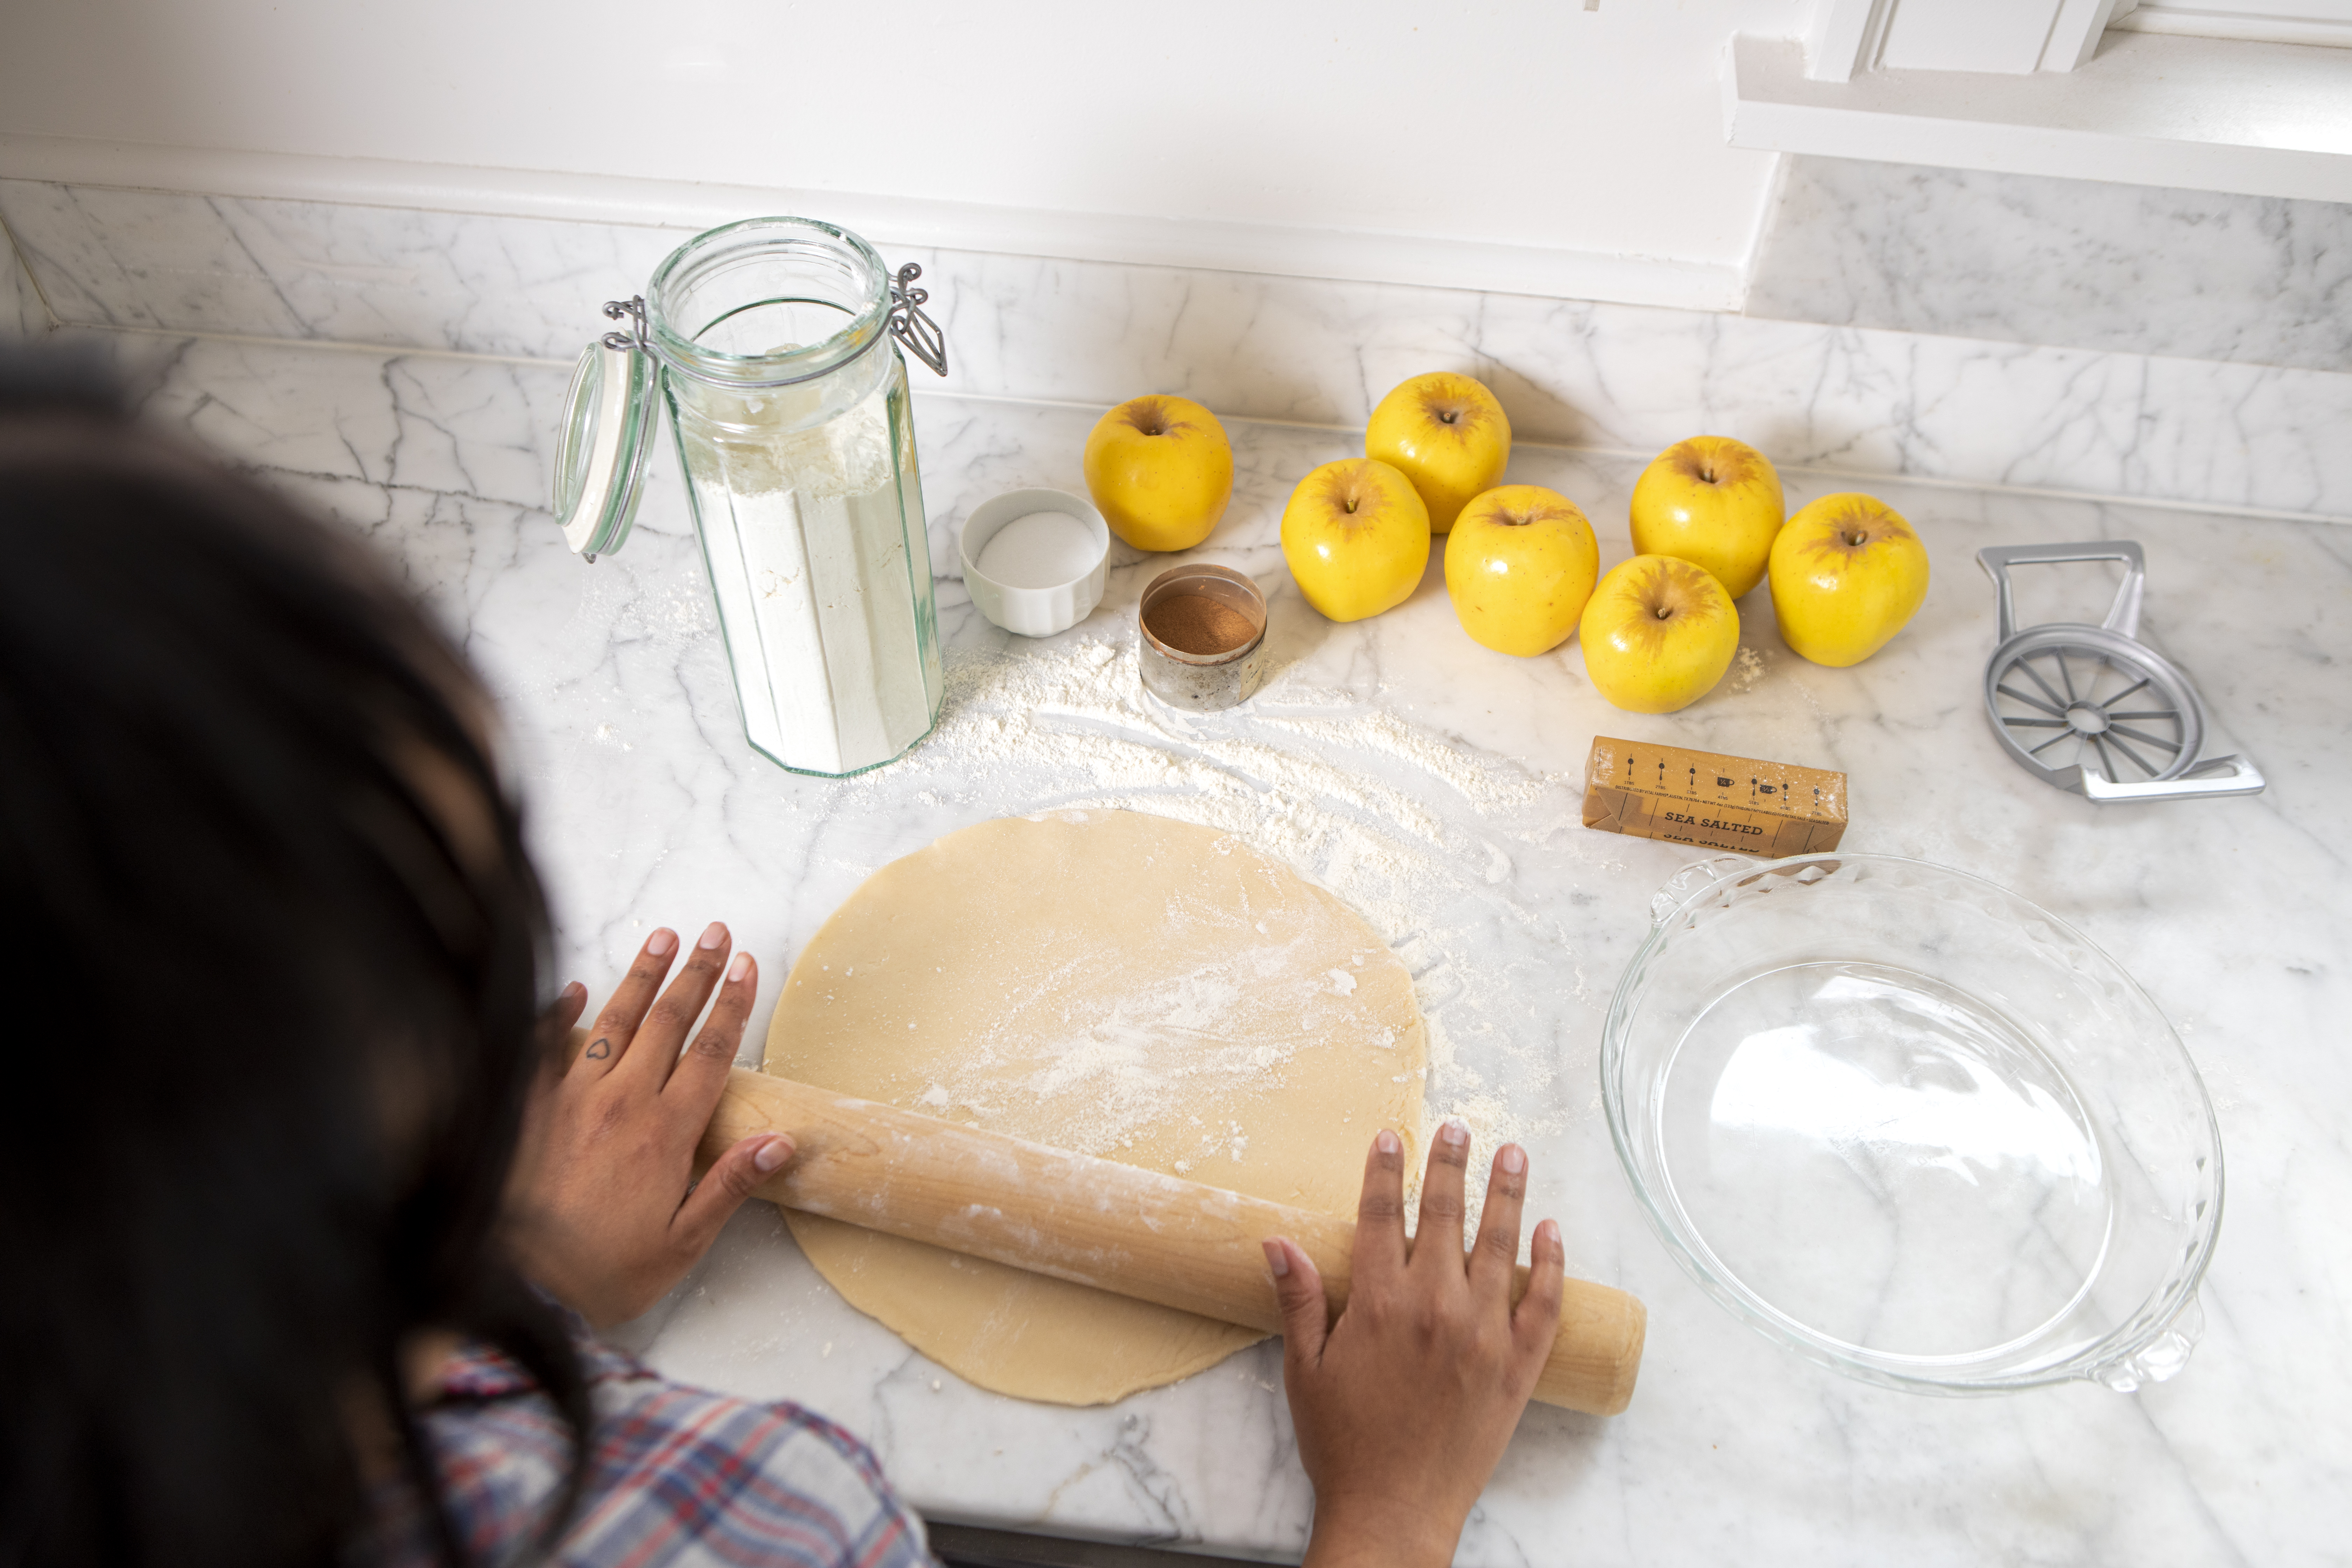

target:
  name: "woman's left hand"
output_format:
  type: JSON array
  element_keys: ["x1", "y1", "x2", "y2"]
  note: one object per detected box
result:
[{"x1": 507, "y1": 923, "x2": 794, "y2": 1327}]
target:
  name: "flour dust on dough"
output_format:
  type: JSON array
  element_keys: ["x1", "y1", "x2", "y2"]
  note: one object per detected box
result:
[{"x1": 764, "y1": 808, "x2": 1428, "y2": 1406}]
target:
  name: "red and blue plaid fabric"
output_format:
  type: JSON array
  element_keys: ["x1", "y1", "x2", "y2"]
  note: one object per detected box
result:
[{"x1": 355, "y1": 1334, "x2": 937, "y2": 1568}]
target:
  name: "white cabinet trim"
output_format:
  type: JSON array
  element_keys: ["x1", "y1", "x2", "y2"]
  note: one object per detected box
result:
[
  {"x1": 1729, "y1": 31, "x2": 2352, "y2": 202},
  {"x1": 2110, "y1": 5, "x2": 2352, "y2": 45},
  {"x1": 1807, "y1": 0, "x2": 2125, "y2": 75},
  {"x1": 1807, "y1": 0, "x2": 2347, "y2": 75}
]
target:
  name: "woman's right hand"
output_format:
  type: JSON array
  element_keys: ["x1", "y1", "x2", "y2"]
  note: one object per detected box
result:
[
  {"x1": 1264, "y1": 1125, "x2": 1564, "y2": 1568},
  {"x1": 507, "y1": 923, "x2": 794, "y2": 1328}
]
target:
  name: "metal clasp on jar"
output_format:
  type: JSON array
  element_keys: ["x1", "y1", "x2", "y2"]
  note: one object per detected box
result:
[
  {"x1": 886, "y1": 264, "x2": 948, "y2": 377},
  {"x1": 597, "y1": 258, "x2": 949, "y2": 385}
]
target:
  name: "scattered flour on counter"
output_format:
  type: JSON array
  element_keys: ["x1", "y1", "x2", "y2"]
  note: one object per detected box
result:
[{"x1": 818, "y1": 632, "x2": 1624, "y2": 1234}]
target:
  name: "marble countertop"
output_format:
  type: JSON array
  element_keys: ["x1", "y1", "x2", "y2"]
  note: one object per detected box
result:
[{"x1": 100, "y1": 329, "x2": 2352, "y2": 1566}]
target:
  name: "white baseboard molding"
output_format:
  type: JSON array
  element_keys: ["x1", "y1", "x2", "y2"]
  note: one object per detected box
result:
[
  {"x1": 0, "y1": 133, "x2": 1746, "y2": 314},
  {"x1": 1724, "y1": 32, "x2": 2352, "y2": 204}
]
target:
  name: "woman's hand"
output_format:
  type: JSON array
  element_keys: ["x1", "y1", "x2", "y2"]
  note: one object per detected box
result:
[
  {"x1": 1265, "y1": 1124, "x2": 1564, "y2": 1568},
  {"x1": 507, "y1": 923, "x2": 794, "y2": 1328}
]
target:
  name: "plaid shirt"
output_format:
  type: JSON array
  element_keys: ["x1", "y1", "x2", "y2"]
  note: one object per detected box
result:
[{"x1": 355, "y1": 1332, "x2": 937, "y2": 1568}]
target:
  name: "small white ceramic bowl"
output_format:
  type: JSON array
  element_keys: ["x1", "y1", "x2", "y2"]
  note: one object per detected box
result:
[{"x1": 958, "y1": 488, "x2": 1111, "y2": 637}]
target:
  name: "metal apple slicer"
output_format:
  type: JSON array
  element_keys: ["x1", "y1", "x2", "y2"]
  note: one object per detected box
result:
[{"x1": 1976, "y1": 542, "x2": 2265, "y2": 803}]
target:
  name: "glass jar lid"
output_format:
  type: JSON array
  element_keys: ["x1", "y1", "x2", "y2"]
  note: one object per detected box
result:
[{"x1": 552, "y1": 338, "x2": 660, "y2": 559}]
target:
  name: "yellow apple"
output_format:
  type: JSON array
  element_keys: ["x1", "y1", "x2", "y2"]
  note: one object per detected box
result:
[
  {"x1": 1768, "y1": 493, "x2": 1930, "y2": 667},
  {"x1": 1281, "y1": 459, "x2": 1431, "y2": 623},
  {"x1": 1082, "y1": 394, "x2": 1234, "y2": 551},
  {"x1": 1364, "y1": 372, "x2": 1511, "y2": 534},
  {"x1": 1629, "y1": 436, "x2": 1785, "y2": 600},
  {"x1": 1578, "y1": 555, "x2": 1740, "y2": 713},
  {"x1": 1444, "y1": 485, "x2": 1600, "y2": 656}
]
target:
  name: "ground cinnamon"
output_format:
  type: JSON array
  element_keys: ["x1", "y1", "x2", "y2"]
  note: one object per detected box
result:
[{"x1": 1144, "y1": 593, "x2": 1257, "y2": 656}]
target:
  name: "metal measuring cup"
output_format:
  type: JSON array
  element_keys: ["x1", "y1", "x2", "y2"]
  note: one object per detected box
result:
[{"x1": 1136, "y1": 565, "x2": 1271, "y2": 712}]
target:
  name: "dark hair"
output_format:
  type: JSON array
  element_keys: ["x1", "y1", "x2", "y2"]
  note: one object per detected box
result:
[{"x1": 0, "y1": 356, "x2": 586, "y2": 1566}]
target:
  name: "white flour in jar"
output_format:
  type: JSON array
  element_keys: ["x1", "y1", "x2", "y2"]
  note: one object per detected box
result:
[{"x1": 683, "y1": 379, "x2": 932, "y2": 775}]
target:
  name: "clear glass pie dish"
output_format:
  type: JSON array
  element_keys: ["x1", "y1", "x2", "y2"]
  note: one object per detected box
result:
[{"x1": 1602, "y1": 853, "x2": 2221, "y2": 1394}]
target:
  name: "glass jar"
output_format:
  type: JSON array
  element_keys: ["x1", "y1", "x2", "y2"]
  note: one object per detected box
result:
[{"x1": 553, "y1": 217, "x2": 947, "y2": 777}]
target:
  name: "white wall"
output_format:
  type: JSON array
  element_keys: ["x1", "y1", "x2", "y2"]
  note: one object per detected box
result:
[{"x1": 0, "y1": 0, "x2": 1807, "y2": 307}]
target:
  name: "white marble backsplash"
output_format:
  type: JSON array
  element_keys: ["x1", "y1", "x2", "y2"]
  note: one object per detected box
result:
[
  {"x1": 2, "y1": 223, "x2": 46, "y2": 338},
  {"x1": 0, "y1": 179, "x2": 678, "y2": 361},
  {"x1": 1747, "y1": 156, "x2": 2352, "y2": 376},
  {"x1": 2, "y1": 176, "x2": 2349, "y2": 525}
]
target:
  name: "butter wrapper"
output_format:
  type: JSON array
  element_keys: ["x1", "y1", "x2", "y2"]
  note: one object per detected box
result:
[{"x1": 1582, "y1": 736, "x2": 1847, "y2": 856}]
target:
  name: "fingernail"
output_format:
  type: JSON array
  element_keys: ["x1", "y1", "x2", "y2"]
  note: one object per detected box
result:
[
  {"x1": 561, "y1": 981, "x2": 585, "y2": 1003},
  {"x1": 752, "y1": 1136, "x2": 793, "y2": 1174},
  {"x1": 1375, "y1": 1129, "x2": 1400, "y2": 1156},
  {"x1": 1262, "y1": 1239, "x2": 1289, "y2": 1278},
  {"x1": 647, "y1": 929, "x2": 677, "y2": 957},
  {"x1": 727, "y1": 952, "x2": 753, "y2": 983},
  {"x1": 1501, "y1": 1144, "x2": 1525, "y2": 1175},
  {"x1": 1440, "y1": 1119, "x2": 1469, "y2": 1148},
  {"x1": 698, "y1": 920, "x2": 727, "y2": 951},
  {"x1": 1536, "y1": 1219, "x2": 1560, "y2": 1248}
]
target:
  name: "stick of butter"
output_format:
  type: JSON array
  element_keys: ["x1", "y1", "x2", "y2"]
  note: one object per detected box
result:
[{"x1": 1582, "y1": 736, "x2": 1847, "y2": 856}]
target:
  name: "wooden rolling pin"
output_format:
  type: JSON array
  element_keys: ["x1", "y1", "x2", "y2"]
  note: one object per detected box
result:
[{"x1": 700, "y1": 1069, "x2": 1645, "y2": 1416}]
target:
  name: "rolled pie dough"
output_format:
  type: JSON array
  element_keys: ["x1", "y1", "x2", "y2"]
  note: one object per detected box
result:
[{"x1": 763, "y1": 810, "x2": 1427, "y2": 1405}]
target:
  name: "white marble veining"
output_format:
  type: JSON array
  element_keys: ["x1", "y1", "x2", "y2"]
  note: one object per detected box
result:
[
  {"x1": 8, "y1": 177, "x2": 2351, "y2": 524},
  {"x1": 2, "y1": 220, "x2": 46, "y2": 337},
  {"x1": 1748, "y1": 156, "x2": 2352, "y2": 375},
  {"x1": 0, "y1": 178, "x2": 681, "y2": 360},
  {"x1": 78, "y1": 326, "x2": 2352, "y2": 1566}
]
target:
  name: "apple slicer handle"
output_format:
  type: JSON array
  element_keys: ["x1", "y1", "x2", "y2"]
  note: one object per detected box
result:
[
  {"x1": 2064, "y1": 753, "x2": 2268, "y2": 803},
  {"x1": 1976, "y1": 542, "x2": 2146, "y2": 642}
]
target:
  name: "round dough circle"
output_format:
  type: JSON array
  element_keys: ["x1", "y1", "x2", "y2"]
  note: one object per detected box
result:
[{"x1": 764, "y1": 809, "x2": 1427, "y2": 1405}]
